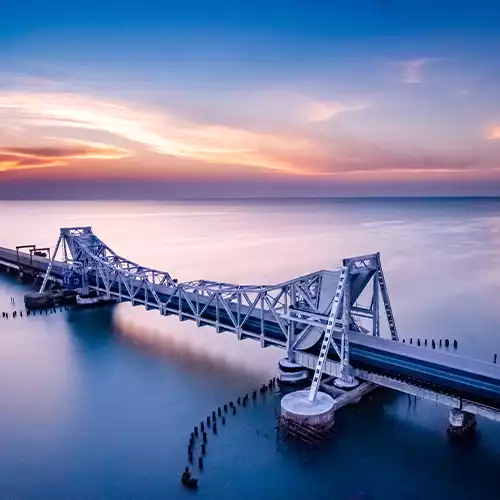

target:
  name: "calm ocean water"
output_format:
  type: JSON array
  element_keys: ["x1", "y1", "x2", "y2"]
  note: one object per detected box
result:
[{"x1": 0, "y1": 198, "x2": 499, "y2": 500}]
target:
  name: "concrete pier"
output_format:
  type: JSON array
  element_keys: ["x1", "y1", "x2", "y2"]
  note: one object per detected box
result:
[
  {"x1": 24, "y1": 292, "x2": 53, "y2": 309},
  {"x1": 281, "y1": 390, "x2": 335, "y2": 429},
  {"x1": 324, "y1": 381, "x2": 376, "y2": 409},
  {"x1": 278, "y1": 358, "x2": 308, "y2": 385},
  {"x1": 280, "y1": 382, "x2": 376, "y2": 431},
  {"x1": 448, "y1": 408, "x2": 477, "y2": 436},
  {"x1": 333, "y1": 376, "x2": 360, "y2": 389}
]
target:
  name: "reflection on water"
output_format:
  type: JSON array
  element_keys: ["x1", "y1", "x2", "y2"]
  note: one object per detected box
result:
[
  {"x1": 115, "y1": 312, "x2": 280, "y2": 387},
  {"x1": 0, "y1": 198, "x2": 500, "y2": 499}
]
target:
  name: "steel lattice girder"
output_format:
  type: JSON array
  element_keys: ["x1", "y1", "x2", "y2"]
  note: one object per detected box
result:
[{"x1": 54, "y1": 226, "x2": 398, "y2": 347}]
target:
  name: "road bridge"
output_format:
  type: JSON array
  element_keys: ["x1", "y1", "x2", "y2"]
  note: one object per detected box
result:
[{"x1": 1, "y1": 226, "x2": 499, "y2": 431}]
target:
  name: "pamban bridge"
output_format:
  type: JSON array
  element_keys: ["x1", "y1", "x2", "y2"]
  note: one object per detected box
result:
[{"x1": 1, "y1": 226, "x2": 500, "y2": 436}]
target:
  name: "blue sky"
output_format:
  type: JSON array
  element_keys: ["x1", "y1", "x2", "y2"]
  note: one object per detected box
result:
[{"x1": 1, "y1": 0, "x2": 500, "y2": 197}]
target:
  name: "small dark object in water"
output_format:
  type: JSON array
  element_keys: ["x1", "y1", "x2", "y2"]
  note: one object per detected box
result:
[
  {"x1": 453, "y1": 339, "x2": 458, "y2": 349},
  {"x1": 494, "y1": 353, "x2": 497, "y2": 364},
  {"x1": 181, "y1": 468, "x2": 198, "y2": 489},
  {"x1": 213, "y1": 422, "x2": 217, "y2": 434},
  {"x1": 201, "y1": 443, "x2": 206, "y2": 455},
  {"x1": 440, "y1": 339, "x2": 442, "y2": 347},
  {"x1": 222, "y1": 416, "x2": 226, "y2": 425},
  {"x1": 224, "y1": 404, "x2": 228, "y2": 412},
  {"x1": 237, "y1": 397, "x2": 241, "y2": 405},
  {"x1": 417, "y1": 339, "x2": 420, "y2": 346},
  {"x1": 409, "y1": 338, "x2": 412, "y2": 344},
  {"x1": 203, "y1": 432, "x2": 207, "y2": 443},
  {"x1": 232, "y1": 406, "x2": 236, "y2": 415},
  {"x1": 229, "y1": 401, "x2": 233, "y2": 408},
  {"x1": 200, "y1": 421, "x2": 204, "y2": 431},
  {"x1": 194, "y1": 426, "x2": 198, "y2": 437},
  {"x1": 252, "y1": 391, "x2": 257, "y2": 399},
  {"x1": 432, "y1": 340, "x2": 435, "y2": 349},
  {"x1": 402, "y1": 339, "x2": 405, "y2": 343},
  {"x1": 424, "y1": 339, "x2": 427, "y2": 346},
  {"x1": 218, "y1": 407, "x2": 222, "y2": 416},
  {"x1": 198, "y1": 456, "x2": 204, "y2": 471},
  {"x1": 445, "y1": 339, "x2": 450, "y2": 348}
]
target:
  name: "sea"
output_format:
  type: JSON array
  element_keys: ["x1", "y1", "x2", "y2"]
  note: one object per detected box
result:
[{"x1": 0, "y1": 198, "x2": 499, "y2": 500}]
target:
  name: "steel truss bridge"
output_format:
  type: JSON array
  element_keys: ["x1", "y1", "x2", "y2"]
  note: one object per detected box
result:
[{"x1": 2, "y1": 226, "x2": 500, "y2": 424}]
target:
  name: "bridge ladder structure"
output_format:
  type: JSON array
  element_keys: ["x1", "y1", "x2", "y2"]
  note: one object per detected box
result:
[
  {"x1": 375, "y1": 253, "x2": 398, "y2": 341},
  {"x1": 308, "y1": 266, "x2": 348, "y2": 402}
]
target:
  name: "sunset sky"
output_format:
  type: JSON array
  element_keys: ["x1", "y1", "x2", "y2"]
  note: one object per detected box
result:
[{"x1": 1, "y1": 0, "x2": 500, "y2": 197}]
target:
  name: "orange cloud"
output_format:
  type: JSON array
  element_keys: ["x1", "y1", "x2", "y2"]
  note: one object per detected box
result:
[
  {"x1": 0, "y1": 91, "x2": 322, "y2": 174},
  {"x1": 0, "y1": 142, "x2": 130, "y2": 172},
  {"x1": 0, "y1": 89, "x2": 484, "y2": 180}
]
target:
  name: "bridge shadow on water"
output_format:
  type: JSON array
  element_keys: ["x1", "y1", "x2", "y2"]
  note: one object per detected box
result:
[
  {"x1": 65, "y1": 303, "x2": 276, "y2": 390},
  {"x1": 113, "y1": 310, "x2": 279, "y2": 387},
  {"x1": 66, "y1": 305, "x2": 116, "y2": 340}
]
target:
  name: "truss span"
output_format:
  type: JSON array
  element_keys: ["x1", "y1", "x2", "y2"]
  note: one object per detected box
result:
[{"x1": 37, "y1": 227, "x2": 397, "y2": 355}]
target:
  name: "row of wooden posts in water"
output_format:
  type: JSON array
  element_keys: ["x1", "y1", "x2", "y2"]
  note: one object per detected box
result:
[
  {"x1": 182, "y1": 377, "x2": 278, "y2": 489},
  {"x1": 403, "y1": 336, "x2": 497, "y2": 363},
  {"x1": 402, "y1": 337, "x2": 458, "y2": 349},
  {"x1": 2, "y1": 306, "x2": 72, "y2": 319}
]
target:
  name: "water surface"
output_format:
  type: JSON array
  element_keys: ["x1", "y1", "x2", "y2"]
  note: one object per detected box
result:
[{"x1": 0, "y1": 198, "x2": 499, "y2": 499}]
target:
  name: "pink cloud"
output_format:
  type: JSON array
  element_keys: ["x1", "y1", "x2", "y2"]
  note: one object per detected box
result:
[{"x1": 489, "y1": 126, "x2": 500, "y2": 140}]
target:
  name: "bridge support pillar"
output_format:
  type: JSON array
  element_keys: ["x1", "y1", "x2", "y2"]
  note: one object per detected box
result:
[
  {"x1": 280, "y1": 389, "x2": 335, "y2": 430},
  {"x1": 278, "y1": 358, "x2": 308, "y2": 386},
  {"x1": 333, "y1": 375, "x2": 359, "y2": 389},
  {"x1": 448, "y1": 409, "x2": 477, "y2": 436},
  {"x1": 24, "y1": 291, "x2": 54, "y2": 309}
]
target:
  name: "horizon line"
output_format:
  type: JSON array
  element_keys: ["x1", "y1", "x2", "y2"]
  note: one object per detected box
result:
[{"x1": 2, "y1": 195, "x2": 500, "y2": 202}]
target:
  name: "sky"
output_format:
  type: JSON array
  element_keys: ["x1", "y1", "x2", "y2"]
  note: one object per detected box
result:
[{"x1": 1, "y1": 0, "x2": 500, "y2": 198}]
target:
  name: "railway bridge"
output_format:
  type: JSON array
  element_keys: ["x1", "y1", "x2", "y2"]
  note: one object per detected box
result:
[{"x1": 1, "y1": 226, "x2": 499, "y2": 433}]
